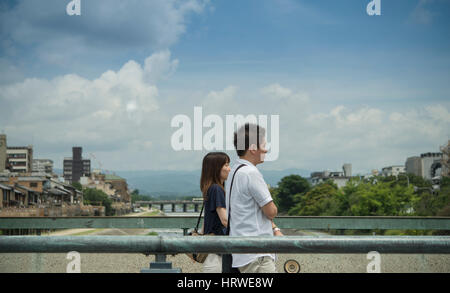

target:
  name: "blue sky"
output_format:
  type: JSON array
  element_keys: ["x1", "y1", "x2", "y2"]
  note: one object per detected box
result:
[{"x1": 0, "y1": 0, "x2": 449, "y2": 174}]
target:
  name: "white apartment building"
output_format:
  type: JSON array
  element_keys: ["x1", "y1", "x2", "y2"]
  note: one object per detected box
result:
[
  {"x1": 32, "y1": 159, "x2": 54, "y2": 174},
  {"x1": 7, "y1": 146, "x2": 33, "y2": 174},
  {"x1": 381, "y1": 165, "x2": 406, "y2": 177}
]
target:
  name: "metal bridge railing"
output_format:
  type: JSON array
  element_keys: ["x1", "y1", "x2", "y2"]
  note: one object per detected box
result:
[
  {"x1": 0, "y1": 216, "x2": 449, "y2": 232},
  {"x1": 1, "y1": 216, "x2": 449, "y2": 272},
  {"x1": 1, "y1": 235, "x2": 449, "y2": 254}
]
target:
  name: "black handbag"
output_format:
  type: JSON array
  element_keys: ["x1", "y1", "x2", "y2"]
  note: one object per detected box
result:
[
  {"x1": 186, "y1": 202, "x2": 208, "y2": 263},
  {"x1": 222, "y1": 164, "x2": 246, "y2": 273}
]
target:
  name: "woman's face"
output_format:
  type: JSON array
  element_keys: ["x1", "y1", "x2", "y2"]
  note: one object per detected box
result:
[{"x1": 220, "y1": 162, "x2": 231, "y2": 183}]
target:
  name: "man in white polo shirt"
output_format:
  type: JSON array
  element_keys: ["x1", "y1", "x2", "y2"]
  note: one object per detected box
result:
[{"x1": 225, "y1": 123, "x2": 283, "y2": 273}]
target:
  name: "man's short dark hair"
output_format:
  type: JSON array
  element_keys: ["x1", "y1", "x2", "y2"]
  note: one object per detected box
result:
[{"x1": 233, "y1": 123, "x2": 266, "y2": 157}]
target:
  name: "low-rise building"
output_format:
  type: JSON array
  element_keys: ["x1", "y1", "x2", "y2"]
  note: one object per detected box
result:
[
  {"x1": 47, "y1": 178, "x2": 83, "y2": 205},
  {"x1": 0, "y1": 173, "x2": 83, "y2": 209},
  {"x1": 309, "y1": 164, "x2": 353, "y2": 189},
  {"x1": 104, "y1": 174, "x2": 131, "y2": 203},
  {"x1": 0, "y1": 183, "x2": 13, "y2": 208},
  {"x1": 381, "y1": 165, "x2": 406, "y2": 177},
  {"x1": 80, "y1": 171, "x2": 130, "y2": 203},
  {"x1": 32, "y1": 159, "x2": 54, "y2": 174},
  {"x1": 0, "y1": 180, "x2": 26, "y2": 208}
]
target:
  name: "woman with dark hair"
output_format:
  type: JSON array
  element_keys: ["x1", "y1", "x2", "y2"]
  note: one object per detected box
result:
[{"x1": 199, "y1": 152, "x2": 231, "y2": 273}]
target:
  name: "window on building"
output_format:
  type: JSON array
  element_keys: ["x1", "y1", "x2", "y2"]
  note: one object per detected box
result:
[
  {"x1": 9, "y1": 154, "x2": 27, "y2": 159},
  {"x1": 30, "y1": 183, "x2": 38, "y2": 188}
]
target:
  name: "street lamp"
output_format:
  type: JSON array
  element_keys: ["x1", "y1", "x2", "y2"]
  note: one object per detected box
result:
[{"x1": 396, "y1": 174, "x2": 409, "y2": 187}]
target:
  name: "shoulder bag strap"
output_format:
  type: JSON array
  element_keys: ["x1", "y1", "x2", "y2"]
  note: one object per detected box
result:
[
  {"x1": 194, "y1": 201, "x2": 205, "y2": 233},
  {"x1": 226, "y1": 164, "x2": 246, "y2": 235}
]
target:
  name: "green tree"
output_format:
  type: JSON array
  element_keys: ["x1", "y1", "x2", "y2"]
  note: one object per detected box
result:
[
  {"x1": 344, "y1": 179, "x2": 416, "y2": 216},
  {"x1": 83, "y1": 188, "x2": 114, "y2": 216},
  {"x1": 407, "y1": 173, "x2": 432, "y2": 188},
  {"x1": 437, "y1": 177, "x2": 450, "y2": 216},
  {"x1": 275, "y1": 175, "x2": 311, "y2": 213},
  {"x1": 288, "y1": 181, "x2": 342, "y2": 216},
  {"x1": 270, "y1": 186, "x2": 279, "y2": 207},
  {"x1": 288, "y1": 177, "x2": 418, "y2": 217},
  {"x1": 71, "y1": 182, "x2": 83, "y2": 191},
  {"x1": 414, "y1": 176, "x2": 450, "y2": 216}
]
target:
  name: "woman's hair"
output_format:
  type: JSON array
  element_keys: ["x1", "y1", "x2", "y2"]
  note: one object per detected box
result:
[{"x1": 200, "y1": 152, "x2": 230, "y2": 200}]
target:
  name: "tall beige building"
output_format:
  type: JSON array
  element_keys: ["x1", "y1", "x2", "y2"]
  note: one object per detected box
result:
[
  {"x1": 0, "y1": 135, "x2": 6, "y2": 172},
  {"x1": 406, "y1": 151, "x2": 444, "y2": 180},
  {"x1": 441, "y1": 140, "x2": 450, "y2": 178}
]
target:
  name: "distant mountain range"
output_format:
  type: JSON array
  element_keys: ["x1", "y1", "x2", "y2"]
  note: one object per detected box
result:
[
  {"x1": 55, "y1": 168, "x2": 311, "y2": 199},
  {"x1": 116, "y1": 168, "x2": 311, "y2": 198}
]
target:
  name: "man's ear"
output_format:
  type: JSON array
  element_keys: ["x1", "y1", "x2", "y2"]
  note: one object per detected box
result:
[{"x1": 248, "y1": 143, "x2": 258, "y2": 154}]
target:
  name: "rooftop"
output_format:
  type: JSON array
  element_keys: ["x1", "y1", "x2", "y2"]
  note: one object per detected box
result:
[
  {"x1": 17, "y1": 177, "x2": 47, "y2": 181},
  {"x1": 6, "y1": 146, "x2": 33, "y2": 150},
  {"x1": 15, "y1": 184, "x2": 36, "y2": 193},
  {"x1": 421, "y1": 152, "x2": 442, "y2": 158},
  {"x1": 0, "y1": 183, "x2": 12, "y2": 190},
  {"x1": 104, "y1": 174, "x2": 125, "y2": 181}
]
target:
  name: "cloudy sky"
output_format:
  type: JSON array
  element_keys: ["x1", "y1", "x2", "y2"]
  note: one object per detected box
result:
[{"x1": 0, "y1": 0, "x2": 449, "y2": 175}]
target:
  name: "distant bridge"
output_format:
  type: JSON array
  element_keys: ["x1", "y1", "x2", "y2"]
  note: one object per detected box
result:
[{"x1": 135, "y1": 200, "x2": 203, "y2": 213}]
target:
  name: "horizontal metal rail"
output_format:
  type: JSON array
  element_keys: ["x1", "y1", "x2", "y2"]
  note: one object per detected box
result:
[
  {"x1": 136, "y1": 201, "x2": 200, "y2": 204},
  {"x1": 0, "y1": 236, "x2": 449, "y2": 254},
  {"x1": 0, "y1": 216, "x2": 449, "y2": 230}
]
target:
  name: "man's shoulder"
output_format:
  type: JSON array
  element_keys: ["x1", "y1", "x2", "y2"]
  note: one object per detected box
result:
[
  {"x1": 233, "y1": 161, "x2": 259, "y2": 175},
  {"x1": 237, "y1": 164, "x2": 261, "y2": 178}
]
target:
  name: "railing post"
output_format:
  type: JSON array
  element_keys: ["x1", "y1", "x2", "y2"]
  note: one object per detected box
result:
[
  {"x1": 31, "y1": 252, "x2": 43, "y2": 273},
  {"x1": 32, "y1": 229, "x2": 42, "y2": 273},
  {"x1": 141, "y1": 254, "x2": 181, "y2": 273}
]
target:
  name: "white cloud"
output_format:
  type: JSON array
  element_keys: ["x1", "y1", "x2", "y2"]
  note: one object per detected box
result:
[
  {"x1": 425, "y1": 105, "x2": 450, "y2": 123},
  {"x1": 261, "y1": 83, "x2": 309, "y2": 103},
  {"x1": 410, "y1": 0, "x2": 434, "y2": 24},
  {"x1": 202, "y1": 86, "x2": 239, "y2": 113},
  {"x1": 0, "y1": 0, "x2": 209, "y2": 74},
  {"x1": 187, "y1": 84, "x2": 447, "y2": 173},
  {"x1": 1, "y1": 71, "x2": 448, "y2": 173},
  {"x1": 1, "y1": 0, "x2": 209, "y2": 48},
  {"x1": 144, "y1": 50, "x2": 179, "y2": 84},
  {"x1": 261, "y1": 83, "x2": 292, "y2": 99},
  {"x1": 0, "y1": 58, "x2": 24, "y2": 84},
  {"x1": 0, "y1": 51, "x2": 178, "y2": 161},
  {"x1": 288, "y1": 102, "x2": 449, "y2": 173}
]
